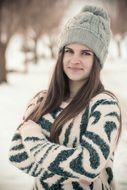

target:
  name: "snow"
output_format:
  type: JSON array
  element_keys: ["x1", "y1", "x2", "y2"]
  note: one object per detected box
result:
[
  {"x1": 0, "y1": 35, "x2": 56, "y2": 189},
  {"x1": 0, "y1": 35, "x2": 127, "y2": 190}
]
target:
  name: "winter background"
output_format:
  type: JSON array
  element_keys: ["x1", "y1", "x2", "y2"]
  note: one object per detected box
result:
[{"x1": 0, "y1": 1, "x2": 127, "y2": 190}]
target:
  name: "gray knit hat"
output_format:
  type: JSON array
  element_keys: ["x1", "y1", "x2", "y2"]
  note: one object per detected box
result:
[{"x1": 58, "y1": 5, "x2": 112, "y2": 67}]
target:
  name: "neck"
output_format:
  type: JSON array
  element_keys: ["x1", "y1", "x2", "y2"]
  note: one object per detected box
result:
[{"x1": 69, "y1": 80, "x2": 85, "y2": 98}]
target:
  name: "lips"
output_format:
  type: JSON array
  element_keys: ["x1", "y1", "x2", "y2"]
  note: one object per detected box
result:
[{"x1": 68, "y1": 67, "x2": 83, "y2": 71}]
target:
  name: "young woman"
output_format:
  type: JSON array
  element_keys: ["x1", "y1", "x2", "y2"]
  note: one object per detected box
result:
[{"x1": 9, "y1": 5, "x2": 121, "y2": 190}]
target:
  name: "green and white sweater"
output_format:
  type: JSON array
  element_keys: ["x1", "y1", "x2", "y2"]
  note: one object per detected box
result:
[{"x1": 9, "y1": 91, "x2": 120, "y2": 190}]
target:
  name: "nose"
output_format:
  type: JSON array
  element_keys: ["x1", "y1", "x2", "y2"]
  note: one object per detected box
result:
[{"x1": 70, "y1": 54, "x2": 81, "y2": 65}]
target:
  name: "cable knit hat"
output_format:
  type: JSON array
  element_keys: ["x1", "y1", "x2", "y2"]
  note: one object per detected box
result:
[{"x1": 58, "y1": 5, "x2": 112, "y2": 67}]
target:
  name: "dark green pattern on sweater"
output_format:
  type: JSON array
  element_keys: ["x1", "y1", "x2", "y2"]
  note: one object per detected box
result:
[
  {"x1": 11, "y1": 144, "x2": 24, "y2": 151},
  {"x1": 70, "y1": 139, "x2": 100, "y2": 171},
  {"x1": 81, "y1": 140, "x2": 100, "y2": 169},
  {"x1": 90, "y1": 99, "x2": 117, "y2": 123},
  {"x1": 12, "y1": 133, "x2": 21, "y2": 141},
  {"x1": 80, "y1": 106, "x2": 89, "y2": 142},
  {"x1": 40, "y1": 181, "x2": 49, "y2": 190},
  {"x1": 38, "y1": 144, "x2": 56, "y2": 164},
  {"x1": 106, "y1": 167, "x2": 113, "y2": 184},
  {"x1": 85, "y1": 131, "x2": 110, "y2": 159},
  {"x1": 37, "y1": 117, "x2": 52, "y2": 132},
  {"x1": 24, "y1": 136, "x2": 44, "y2": 141},
  {"x1": 90, "y1": 98, "x2": 117, "y2": 125},
  {"x1": 72, "y1": 182, "x2": 84, "y2": 190},
  {"x1": 9, "y1": 151, "x2": 29, "y2": 163},
  {"x1": 90, "y1": 111, "x2": 101, "y2": 125},
  {"x1": 102, "y1": 100, "x2": 117, "y2": 106},
  {"x1": 30, "y1": 143, "x2": 43, "y2": 152},
  {"x1": 90, "y1": 182, "x2": 93, "y2": 190},
  {"x1": 20, "y1": 162, "x2": 42, "y2": 177},
  {"x1": 90, "y1": 99, "x2": 106, "y2": 113},
  {"x1": 104, "y1": 121, "x2": 117, "y2": 141},
  {"x1": 40, "y1": 173, "x2": 67, "y2": 190},
  {"x1": 106, "y1": 112, "x2": 120, "y2": 121},
  {"x1": 40, "y1": 180, "x2": 64, "y2": 190},
  {"x1": 20, "y1": 162, "x2": 33, "y2": 172},
  {"x1": 63, "y1": 122, "x2": 73, "y2": 146},
  {"x1": 33, "y1": 142, "x2": 50, "y2": 157},
  {"x1": 31, "y1": 166, "x2": 43, "y2": 177},
  {"x1": 48, "y1": 149, "x2": 77, "y2": 178},
  {"x1": 51, "y1": 107, "x2": 63, "y2": 119},
  {"x1": 41, "y1": 170, "x2": 54, "y2": 180},
  {"x1": 70, "y1": 151, "x2": 99, "y2": 178},
  {"x1": 72, "y1": 137, "x2": 77, "y2": 148},
  {"x1": 49, "y1": 177, "x2": 67, "y2": 190},
  {"x1": 31, "y1": 164, "x2": 40, "y2": 176},
  {"x1": 32, "y1": 168, "x2": 42, "y2": 177}
]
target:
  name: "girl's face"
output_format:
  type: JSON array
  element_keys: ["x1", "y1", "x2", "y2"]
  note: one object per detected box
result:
[{"x1": 63, "y1": 43, "x2": 94, "y2": 83}]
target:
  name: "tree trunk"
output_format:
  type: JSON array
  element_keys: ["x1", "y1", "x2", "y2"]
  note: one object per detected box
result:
[
  {"x1": 33, "y1": 37, "x2": 38, "y2": 64},
  {"x1": 24, "y1": 51, "x2": 29, "y2": 73},
  {"x1": 0, "y1": 41, "x2": 7, "y2": 83},
  {"x1": 49, "y1": 42, "x2": 56, "y2": 59},
  {"x1": 117, "y1": 39, "x2": 121, "y2": 57},
  {"x1": 49, "y1": 36, "x2": 56, "y2": 59}
]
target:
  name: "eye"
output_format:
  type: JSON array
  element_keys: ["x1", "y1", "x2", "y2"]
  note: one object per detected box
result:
[
  {"x1": 82, "y1": 50, "x2": 93, "y2": 56},
  {"x1": 64, "y1": 48, "x2": 73, "y2": 54}
]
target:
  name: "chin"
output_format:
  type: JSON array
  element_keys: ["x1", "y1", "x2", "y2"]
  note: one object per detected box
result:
[{"x1": 69, "y1": 77, "x2": 84, "y2": 81}]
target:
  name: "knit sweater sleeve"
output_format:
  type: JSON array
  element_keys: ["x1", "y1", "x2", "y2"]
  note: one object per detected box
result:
[
  {"x1": 9, "y1": 91, "x2": 51, "y2": 177},
  {"x1": 20, "y1": 94, "x2": 121, "y2": 183}
]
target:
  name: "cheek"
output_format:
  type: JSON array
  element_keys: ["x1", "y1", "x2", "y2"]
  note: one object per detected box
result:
[
  {"x1": 63, "y1": 55, "x2": 69, "y2": 64},
  {"x1": 84, "y1": 61, "x2": 93, "y2": 72},
  {"x1": 88, "y1": 57, "x2": 94, "y2": 69},
  {"x1": 63, "y1": 60, "x2": 67, "y2": 74},
  {"x1": 89, "y1": 62, "x2": 93, "y2": 71},
  {"x1": 63, "y1": 56, "x2": 69, "y2": 71}
]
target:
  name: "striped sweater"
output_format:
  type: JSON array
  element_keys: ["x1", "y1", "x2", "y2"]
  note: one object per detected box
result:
[{"x1": 9, "y1": 91, "x2": 120, "y2": 190}]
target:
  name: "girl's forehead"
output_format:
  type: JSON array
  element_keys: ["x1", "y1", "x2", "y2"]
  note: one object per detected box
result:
[{"x1": 65, "y1": 43, "x2": 91, "y2": 50}]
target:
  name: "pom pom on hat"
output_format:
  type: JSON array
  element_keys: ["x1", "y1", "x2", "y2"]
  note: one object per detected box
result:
[
  {"x1": 58, "y1": 5, "x2": 112, "y2": 67},
  {"x1": 81, "y1": 5, "x2": 109, "y2": 20}
]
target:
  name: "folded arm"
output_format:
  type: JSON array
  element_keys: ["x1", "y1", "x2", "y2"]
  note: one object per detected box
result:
[{"x1": 19, "y1": 95, "x2": 120, "y2": 183}]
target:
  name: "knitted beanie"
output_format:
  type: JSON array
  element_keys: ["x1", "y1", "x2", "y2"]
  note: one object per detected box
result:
[{"x1": 58, "y1": 5, "x2": 112, "y2": 67}]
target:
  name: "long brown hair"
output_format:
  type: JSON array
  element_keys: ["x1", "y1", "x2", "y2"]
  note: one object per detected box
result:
[{"x1": 25, "y1": 47, "x2": 122, "y2": 144}]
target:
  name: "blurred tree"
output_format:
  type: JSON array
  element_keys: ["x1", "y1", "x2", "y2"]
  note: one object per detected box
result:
[
  {"x1": 0, "y1": 0, "x2": 22, "y2": 83},
  {"x1": 103, "y1": 0, "x2": 127, "y2": 57},
  {"x1": 19, "y1": 0, "x2": 68, "y2": 66},
  {"x1": 0, "y1": 0, "x2": 68, "y2": 83}
]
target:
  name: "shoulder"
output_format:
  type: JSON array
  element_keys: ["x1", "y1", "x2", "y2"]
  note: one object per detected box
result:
[
  {"x1": 33, "y1": 90, "x2": 47, "y2": 101},
  {"x1": 90, "y1": 92, "x2": 119, "y2": 105},
  {"x1": 89, "y1": 92, "x2": 120, "y2": 113},
  {"x1": 22, "y1": 90, "x2": 47, "y2": 121},
  {"x1": 27, "y1": 90, "x2": 47, "y2": 107}
]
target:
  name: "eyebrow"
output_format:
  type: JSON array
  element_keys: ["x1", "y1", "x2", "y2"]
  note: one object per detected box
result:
[
  {"x1": 82, "y1": 49, "x2": 93, "y2": 53},
  {"x1": 65, "y1": 47, "x2": 93, "y2": 53}
]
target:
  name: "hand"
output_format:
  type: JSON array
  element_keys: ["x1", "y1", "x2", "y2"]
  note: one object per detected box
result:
[
  {"x1": 19, "y1": 120, "x2": 41, "y2": 133},
  {"x1": 80, "y1": 179, "x2": 91, "y2": 186}
]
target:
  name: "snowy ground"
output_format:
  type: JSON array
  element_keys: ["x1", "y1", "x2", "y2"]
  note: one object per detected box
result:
[
  {"x1": 102, "y1": 58, "x2": 127, "y2": 190},
  {"x1": 0, "y1": 57, "x2": 127, "y2": 190}
]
